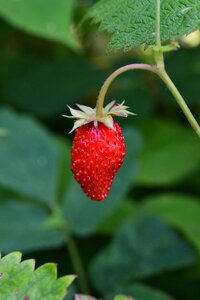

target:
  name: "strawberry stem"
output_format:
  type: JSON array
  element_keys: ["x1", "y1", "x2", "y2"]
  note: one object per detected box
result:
[
  {"x1": 95, "y1": 0, "x2": 200, "y2": 137},
  {"x1": 96, "y1": 64, "x2": 200, "y2": 137},
  {"x1": 48, "y1": 207, "x2": 90, "y2": 294},
  {"x1": 156, "y1": 0, "x2": 161, "y2": 48},
  {"x1": 157, "y1": 68, "x2": 200, "y2": 137},
  {"x1": 66, "y1": 234, "x2": 90, "y2": 294},
  {"x1": 154, "y1": 0, "x2": 164, "y2": 69},
  {"x1": 96, "y1": 63, "x2": 158, "y2": 118}
]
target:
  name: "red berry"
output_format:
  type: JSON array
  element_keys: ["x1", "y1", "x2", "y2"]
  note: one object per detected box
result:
[{"x1": 71, "y1": 122, "x2": 126, "y2": 201}]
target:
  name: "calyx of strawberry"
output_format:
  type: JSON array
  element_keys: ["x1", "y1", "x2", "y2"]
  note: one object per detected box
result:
[{"x1": 63, "y1": 101, "x2": 135, "y2": 133}]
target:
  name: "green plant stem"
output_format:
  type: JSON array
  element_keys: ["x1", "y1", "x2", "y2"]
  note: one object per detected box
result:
[
  {"x1": 95, "y1": 63, "x2": 200, "y2": 137},
  {"x1": 96, "y1": 64, "x2": 158, "y2": 118},
  {"x1": 95, "y1": 0, "x2": 200, "y2": 137},
  {"x1": 157, "y1": 68, "x2": 200, "y2": 137},
  {"x1": 156, "y1": 0, "x2": 161, "y2": 47},
  {"x1": 49, "y1": 207, "x2": 90, "y2": 294},
  {"x1": 154, "y1": 0, "x2": 200, "y2": 136},
  {"x1": 66, "y1": 233, "x2": 90, "y2": 294},
  {"x1": 154, "y1": 0, "x2": 164, "y2": 68}
]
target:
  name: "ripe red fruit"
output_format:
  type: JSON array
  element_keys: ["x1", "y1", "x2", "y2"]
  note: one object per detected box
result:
[
  {"x1": 63, "y1": 101, "x2": 134, "y2": 201},
  {"x1": 71, "y1": 122, "x2": 125, "y2": 201}
]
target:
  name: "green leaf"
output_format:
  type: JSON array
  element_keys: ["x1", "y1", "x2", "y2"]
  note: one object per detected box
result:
[
  {"x1": 0, "y1": 252, "x2": 75, "y2": 300},
  {"x1": 0, "y1": 0, "x2": 79, "y2": 50},
  {"x1": 90, "y1": 215, "x2": 196, "y2": 293},
  {"x1": 140, "y1": 193, "x2": 200, "y2": 252},
  {"x1": 88, "y1": 0, "x2": 200, "y2": 51},
  {"x1": 0, "y1": 193, "x2": 65, "y2": 252},
  {"x1": 136, "y1": 119, "x2": 200, "y2": 186},
  {"x1": 0, "y1": 109, "x2": 62, "y2": 204},
  {"x1": 109, "y1": 284, "x2": 174, "y2": 300},
  {"x1": 62, "y1": 128, "x2": 142, "y2": 236},
  {"x1": 114, "y1": 296, "x2": 133, "y2": 300}
]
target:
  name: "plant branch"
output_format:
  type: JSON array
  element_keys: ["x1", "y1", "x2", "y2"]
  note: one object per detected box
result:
[
  {"x1": 95, "y1": 63, "x2": 200, "y2": 137},
  {"x1": 157, "y1": 68, "x2": 200, "y2": 137},
  {"x1": 154, "y1": 0, "x2": 164, "y2": 68},
  {"x1": 96, "y1": 63, "x2": 157, "y2": 118},
  {"x1": 95, "y1": 0, "x2": 200, "y2": 137},
  {"x1": 154, "y1": 0, "x2": 200, "y2": 137},
  {"x1": 64, "y1": 230, "x2": 90, "y2": 295},
  {"x1": 156, "y1": 0, "x2": 161, "y2": 47},
  {"x1": 47, "y1": 209, "x2": 90, "y2": 294}
]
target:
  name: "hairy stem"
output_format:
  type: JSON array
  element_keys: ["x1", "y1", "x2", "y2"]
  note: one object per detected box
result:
[
  {"x1": 154, "y1": 0, "x2": 200, "y2": 136},
  {"x1": 66, "y1": 234, "x2": 90, "y2": 294},
  {"x1": 157, "y1": 68, "x2": 200, "y2": 137},
  {"x1": 156, "y1": 0, "x2": 161, "y2": 47},
  {"x1": 96, "y1": 64, "x2": 157, "y2": 118},
  {"x1": 95, "y1": 1, "x2": 199, "y2": 136},
  {"x1": 95, "y1": 63, "x2": 200, "y2": 137},
  {"x1": 154, "y1": 0, "x2": 164, "y2": 67}
]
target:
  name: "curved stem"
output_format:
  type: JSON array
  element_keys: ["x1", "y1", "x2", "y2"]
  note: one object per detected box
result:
[
  {"x1": 66, "y1": 233, "x2": 90, "y2": 294},
  {"x1": 157, "y1": 68, "x2": 200, "y2": 137},
  {"x1": 95, "y1": 63, "x2": 200, "y2": 137},
  {"x1": 96, "y1": 63, "x2": 158, "y2": 118}
]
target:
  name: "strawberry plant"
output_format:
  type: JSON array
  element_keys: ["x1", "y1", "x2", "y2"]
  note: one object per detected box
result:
[
  {"x1": 0, "y1": 252, "x2": 75, "y2": 300},
  {"x1": 0, "y1": 252, "x2": 132, "y2": 300},
  {"x1": 0, "y1": 0, "x2": 199, "y2": 300},
  {"x1": 65, "y1": 0, "x2": 200, "y2": 200}
]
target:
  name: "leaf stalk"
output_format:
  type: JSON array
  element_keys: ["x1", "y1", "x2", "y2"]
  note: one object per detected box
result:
[
  {"x1": 95, "y1": 62, "x2": 200, "y2": 137},
  {"x1": 66, "y1": 233, "x2": 90, "y2": 294},
  {"x1": 95, "y1": 0, "x2": 200, "y2": 137},
  {"x1": 96, "y1": 64, "x2": 157, "y2": 118}
]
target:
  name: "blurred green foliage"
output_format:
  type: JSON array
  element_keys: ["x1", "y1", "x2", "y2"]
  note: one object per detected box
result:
[
  {"x1": 0, "y1": 251, "x2": 75, "y2": 300},
  {"x1": 0, "y1": 1, "x2": 199, "y2": 300}
]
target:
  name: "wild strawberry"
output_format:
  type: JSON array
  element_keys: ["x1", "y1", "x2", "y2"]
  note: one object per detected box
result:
[
  {"x1": 71, "y1": 121, "x2": 125, "y2": 200},
  {"x1": 63, "y1": 101, "x2": 134, "y2": 201}
]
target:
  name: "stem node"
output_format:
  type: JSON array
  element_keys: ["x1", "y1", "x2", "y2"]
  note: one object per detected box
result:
[{"x1": 95, "y1": 0, "x2": 200, "y2": 137}]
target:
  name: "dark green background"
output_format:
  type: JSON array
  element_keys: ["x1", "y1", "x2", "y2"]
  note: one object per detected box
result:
[{"x1": 0, "y1": 1, "x2": 200, "y2": 299}]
